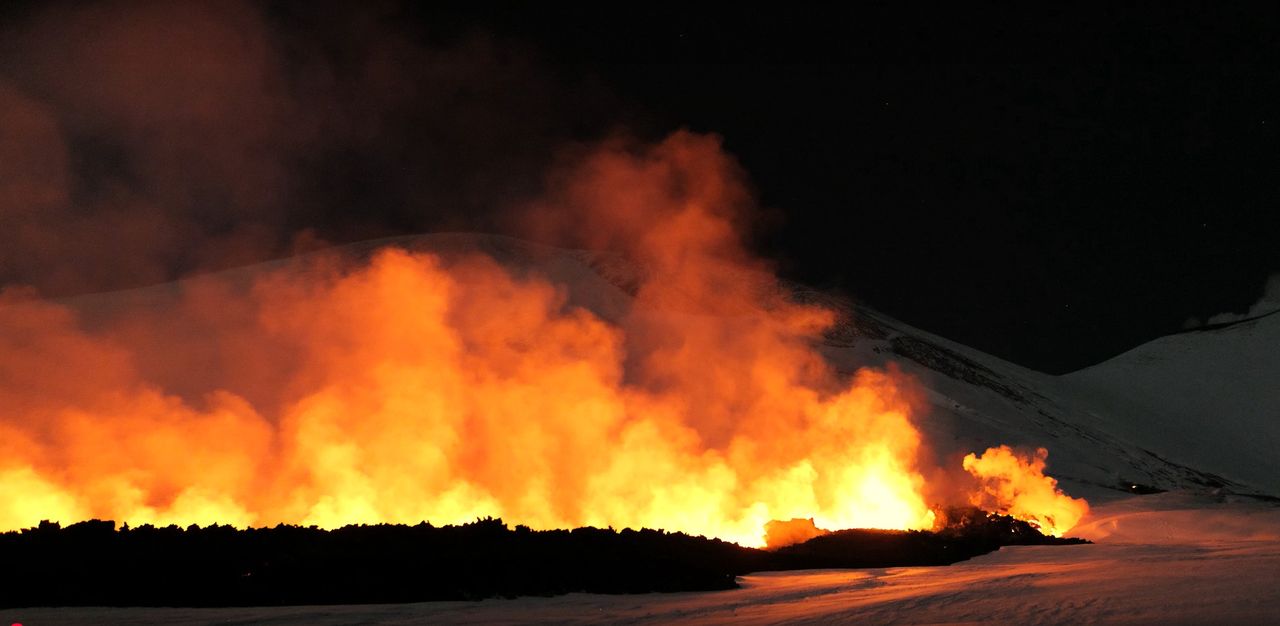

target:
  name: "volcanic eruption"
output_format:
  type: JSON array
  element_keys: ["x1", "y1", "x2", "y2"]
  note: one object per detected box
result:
[{"x1": 0, "y1": 131, "x2": 1086, "y2": 547}]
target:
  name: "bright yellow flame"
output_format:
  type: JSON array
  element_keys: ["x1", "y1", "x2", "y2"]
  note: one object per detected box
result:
[
  {"x1": 963, "y1": 445, "x2": 1089, "y2": 536},
  {"x1": 0, "y1": 250, "x2": 936, "y2": 547}
]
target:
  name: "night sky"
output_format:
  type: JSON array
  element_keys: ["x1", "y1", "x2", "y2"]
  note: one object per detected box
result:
[
  {"x1": 3, "y1": 3, "x2": 1278, "y2": 373},
  {"x1": 607, "y1": 63, "x2": 1280, "y2": 374},
  {"x1": 433, "y1": 6, "x2": 1280, "y2": 373}
]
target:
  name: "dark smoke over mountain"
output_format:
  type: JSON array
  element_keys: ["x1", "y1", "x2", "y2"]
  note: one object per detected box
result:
[{"x1": 0, "y1": 0, "x2": 619, "y2": 295}]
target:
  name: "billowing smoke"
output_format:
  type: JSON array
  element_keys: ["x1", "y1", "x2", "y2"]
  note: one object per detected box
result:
[
  {"x1": 0, "y1": 132, "x2": 952, "y2": 547},
  {"x1": 1204, "y1": 273, "x2": 1280, "y2": 326},
  {"x1": 0, "y1": 0, "x2": 616, "y2": 296},
  {"x1": 0, "y1": 3, "x2": 1086, "y2": 545},
  {"x1": 963, "y1": 446, "x2": 1089, "y2": 537}
]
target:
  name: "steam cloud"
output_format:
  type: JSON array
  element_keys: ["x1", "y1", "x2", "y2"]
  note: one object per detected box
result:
[
  {"x1": 0, "y1": 0, "x2": 616, "y2": 295},
  {"x1": 0, "y1": 132, "x2": 948, "y2": 547},
  {"x1": 1204, "y1": 273, "x2": 1280, "y2": 326},
  {"x1": 0, "y1": 2, "x2": 1087, "y2": 544}
]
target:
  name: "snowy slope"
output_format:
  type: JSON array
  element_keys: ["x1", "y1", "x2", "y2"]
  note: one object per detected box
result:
[
  {"x1": 1063, "y1": 311, "x2": 1280, "y2": 495},
  {"x1": 792, "y1": 301, "x2": 1264, "y2": 502}
]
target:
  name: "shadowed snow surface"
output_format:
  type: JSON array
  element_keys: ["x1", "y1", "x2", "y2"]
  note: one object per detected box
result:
[{"x1": 1065, "y1": 312, "x2": 1280, "y2": 495}]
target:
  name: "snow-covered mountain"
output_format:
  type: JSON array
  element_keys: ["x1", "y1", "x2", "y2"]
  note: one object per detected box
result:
[
  {"x1": 816, "y1": 303, "x2": 1276, "y2": 502},
  {"x1": 60, "y1": 233, "x2": 1278, "y2": 503},
  {"x1": 1064, "y1": 311, "x2": 1280, "y2": 496}
]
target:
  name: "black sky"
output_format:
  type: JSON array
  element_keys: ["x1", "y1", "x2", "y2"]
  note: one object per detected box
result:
[
  {"x1": 418, "y1": 5, "x2": 1280, "y2": 374},
  {"x1": 4, "y1": 3, "x2": 1279, "y2": 374},
  {"x1": 618, "y1": 62, "x2": 1280, "y2": 374}
]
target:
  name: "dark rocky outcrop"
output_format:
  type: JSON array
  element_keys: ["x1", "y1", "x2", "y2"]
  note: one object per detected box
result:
[{"x1": 0, "y1": 509, "x2": 1086, "y2": 608}]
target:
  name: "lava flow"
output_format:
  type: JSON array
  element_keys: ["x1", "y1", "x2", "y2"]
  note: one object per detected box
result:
[{"x1": 0, "y1": 132, "x2": 1086, "y2": 547}]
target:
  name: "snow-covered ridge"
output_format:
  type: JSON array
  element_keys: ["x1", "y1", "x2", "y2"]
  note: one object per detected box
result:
[{"x1": 1063, "y1": 309, "x2": 1280, "y2": 496}]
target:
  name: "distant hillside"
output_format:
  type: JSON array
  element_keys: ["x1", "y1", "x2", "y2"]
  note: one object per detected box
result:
[{"x1": 1064, "y1": 311, "x2": 1280, "y2": 495}]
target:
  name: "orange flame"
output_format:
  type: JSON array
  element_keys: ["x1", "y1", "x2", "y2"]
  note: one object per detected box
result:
[
  {"x1": 962, "y1": 446, "x2": 1089, "y2": 536},
  {"x1": 0, "y1": 132, "x2": 1082, "y2": 545},
  {"x1": 0, "y1": 249, "x2": 934, "y2": 546},
  {"x1": 763, "y1": 518, "x2": 830, "y2": 549}
]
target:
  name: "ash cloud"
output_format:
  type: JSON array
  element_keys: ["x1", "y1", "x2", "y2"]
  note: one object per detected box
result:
[
  {"x1": 1208, "y1": 273, "x2": 1280, "y2": 323},
  {"x1": 1187, "y1": 273, "x2": 1280, "y2": 328},
  {"x1": 0, "y1": 0, "x2": 619, "y2": 296}
]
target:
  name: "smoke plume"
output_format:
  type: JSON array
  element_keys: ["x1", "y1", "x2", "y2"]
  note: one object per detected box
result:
[
  {"x1": 0, "y1": 0, "x2": 616, "y2": 295},
  {"x1": 0, "y1": 131, "x2": 950, "y2": 546},
  {"x1": 0, "y1": 3, "x2": 1086, "y2": 545},
  {"x1": 1205, "y1": 273, "x2": 1280, "y2": 326}
]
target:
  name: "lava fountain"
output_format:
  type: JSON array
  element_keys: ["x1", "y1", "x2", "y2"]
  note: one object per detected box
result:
[{"x1": 0, "y1": 132, "x2": 1086, "y2": 547}]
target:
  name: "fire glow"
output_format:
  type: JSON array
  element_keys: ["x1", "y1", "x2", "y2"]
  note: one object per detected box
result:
[{"x1": 0, "y1": 132, "x2": 1087, "y2": 547}]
